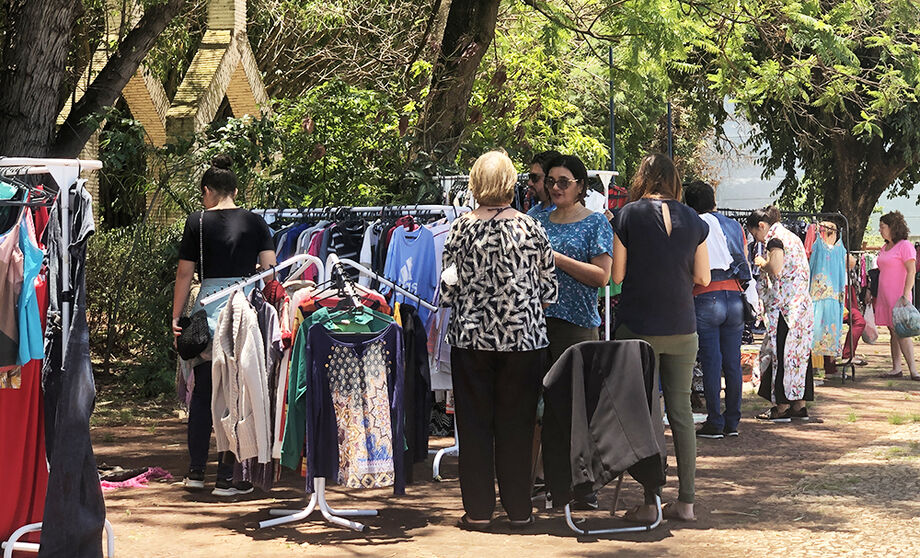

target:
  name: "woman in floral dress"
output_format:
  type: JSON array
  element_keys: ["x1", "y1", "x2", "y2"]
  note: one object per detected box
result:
[{"x1": 746, "y1": 206, "x2": 815, "y2": 422}]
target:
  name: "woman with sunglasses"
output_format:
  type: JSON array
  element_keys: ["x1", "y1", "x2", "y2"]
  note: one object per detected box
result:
[{"x1": 535, "y1": 154, "x2": 613, "y2": 510}]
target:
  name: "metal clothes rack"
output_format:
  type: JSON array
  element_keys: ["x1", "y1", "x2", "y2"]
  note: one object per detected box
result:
[
  {"x1": 253, "y1": 204, "x2": 467, "y2": 226},
  {"x1": 0, "y1": 158, "x2": 115, "y2": 558},
  {"x1": 259, "y1": 254, "x2": 380, "y2": 533},
  {"x1": 198, "y1": 254, "x2": 325, "y2": 308},
  {"x1": 720, "y1": 208, "x2": 857, "y2": 382}
]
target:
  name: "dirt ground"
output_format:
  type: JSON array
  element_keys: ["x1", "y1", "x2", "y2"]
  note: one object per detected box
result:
[{"x1": 90, "y1": 336, "x2": 920, "y2": 558}]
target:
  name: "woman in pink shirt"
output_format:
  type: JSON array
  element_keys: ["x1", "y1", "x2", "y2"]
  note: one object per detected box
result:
[{"x1": 875, "y1": 211, "x2": 918, "y2": 380}]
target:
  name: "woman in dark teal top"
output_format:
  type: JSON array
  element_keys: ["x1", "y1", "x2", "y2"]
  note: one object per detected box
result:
[{"x1": 535, "y1": 155, "x2": 614, "y2": 365}]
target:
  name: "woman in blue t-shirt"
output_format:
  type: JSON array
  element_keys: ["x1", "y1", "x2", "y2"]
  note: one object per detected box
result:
[
  {"x1": 613, "y1": 153, "x2": 710, "y2": 523},
  {"x1": 535, "y1": 155, "x2": 614, "y2": 364}
]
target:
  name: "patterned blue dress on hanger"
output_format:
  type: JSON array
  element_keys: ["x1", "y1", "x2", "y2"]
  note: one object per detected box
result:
[{"x1": 809, "y1": 238, "x2": 846, "y2": 356}]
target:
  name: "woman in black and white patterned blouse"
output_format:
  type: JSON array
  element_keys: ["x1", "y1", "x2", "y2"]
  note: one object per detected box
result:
[{"x1": 440, "y1": 149, "x2": 557, "y2": 530}]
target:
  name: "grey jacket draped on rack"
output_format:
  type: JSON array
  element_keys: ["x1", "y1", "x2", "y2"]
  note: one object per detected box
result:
[{"x1": 542, "y1": 339, "x2": 666, "y2": 505}]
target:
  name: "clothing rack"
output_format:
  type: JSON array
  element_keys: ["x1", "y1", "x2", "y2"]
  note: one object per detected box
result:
[
  {"x1": 198, "y1": 254, "x2": 325, "y2": 307},
  {"x1": 260, "y1": 252, "x2": 379, "y2": 533},
  {"x1": 0, "y1": 158, "x2": 115, "y2": 557},
  {"x1": 332, "y1": 257, "x2": 437, "y2": 312},
  {"x1": 253, "y1": 204, "x2": 467, "y2": 226},
  {"x1": 721, "y1": 208, "x2": 857, "y2": 382}
]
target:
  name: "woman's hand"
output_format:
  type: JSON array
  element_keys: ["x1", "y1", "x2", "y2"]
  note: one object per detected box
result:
[{"x1": 753, "y1": 255, "x2": 768, "y2": 268}]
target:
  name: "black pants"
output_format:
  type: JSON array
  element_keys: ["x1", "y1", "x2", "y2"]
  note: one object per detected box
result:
[
  {"x1": 450, "y1": 347, "x2": 544, "y2": 521},
  {"x1": 758, "y1": 314, "x2": 814, "y2": 404},
  {"x1": 188, "y1": 362, "x2": 233, "y2": 479}
]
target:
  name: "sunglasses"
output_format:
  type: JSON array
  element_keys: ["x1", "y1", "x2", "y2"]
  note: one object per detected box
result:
[
  {"x1": 527, "y1": 172, "x2": 543, "y2": 183},
  {"x1": 545, "y1": 177, "x2": 580, "y2": 190}
]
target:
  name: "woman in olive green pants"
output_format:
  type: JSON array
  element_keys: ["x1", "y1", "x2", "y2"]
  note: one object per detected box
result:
[{"x1": 611, "y1": 154, "x2": 711, "y2": 522}]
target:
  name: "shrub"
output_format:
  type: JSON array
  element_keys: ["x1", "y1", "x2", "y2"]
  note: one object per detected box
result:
[{"x1": 87, "y1": 222, "x2": 182, "y2": 397}]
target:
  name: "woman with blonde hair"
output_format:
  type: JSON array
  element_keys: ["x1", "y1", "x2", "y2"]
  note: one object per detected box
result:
[
  {"x1": 613, "y1": 153, "x2": 710, "y2": 523},
  {"x1": 440, "y1": 149, "x2": 557, "y2": 529}
]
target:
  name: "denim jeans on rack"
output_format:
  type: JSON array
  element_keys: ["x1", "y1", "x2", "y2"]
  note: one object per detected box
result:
[{"x1": 694, "y1": 290, "x2": 745, "y2": 432}]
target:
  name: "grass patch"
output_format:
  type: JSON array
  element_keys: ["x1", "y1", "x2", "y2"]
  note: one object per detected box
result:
[
  {"x1": 911, "y1": 413, "x2": 920, "y2": 423},
  {"x1": 846, "y1": 411, "x2": 858, "y2": 423},
  {"x1": 888, "y1": 413, "x2": 906, "y2": 425}
]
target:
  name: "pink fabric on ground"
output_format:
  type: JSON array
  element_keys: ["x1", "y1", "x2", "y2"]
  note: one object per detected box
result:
[{"x1": 100, "y1": 467, "x2": 173, "y2": 491}]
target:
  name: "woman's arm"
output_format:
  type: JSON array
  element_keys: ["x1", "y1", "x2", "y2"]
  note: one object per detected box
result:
[
  {"x1": 693, "y1": 242, "x2": 711, "y2": 286},
  {"x1": 172, "y1": 259, "x2": 196, "y2": 336},
  {"x1": 612, "y1": 233, "x2": 627, "y2": 285},
  {"x1": 553, "y1": 251, "x2": 612, "y2": 288},
  {"x1": 259, "y1": 249, "x2": 278, "y2": 271},
  {"x1": 764, "y1": 247, "x2": 785, "y2": 278},
  {"x1": 903, "y1": 258, "x2": 916, "y2": 298}
]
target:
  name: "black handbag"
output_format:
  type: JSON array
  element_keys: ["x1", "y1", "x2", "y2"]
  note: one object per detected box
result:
[
  {"x1": 176, "y1": 211, "x2": 212, "y2": 360},
  {"x1": 742, "y1": 297, "x2": 757, "y2": 323}
]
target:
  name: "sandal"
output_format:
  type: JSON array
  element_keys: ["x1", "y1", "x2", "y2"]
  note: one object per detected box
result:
[
  {"x1": 509, "y1": 515, "x2": 535, "y2": 529},
  {"x1": 457, "y1": 514, "x2": 494, "y2": 532},
  {"x1": 878, "y1": 370, "x2": 904, "y2": 378},
  {"x1": 662, "y1": 502, "x2": 697, "y2": 522},
  {"x1": 622, "y1": 505, "x2": 658, "y2": 524},
  {"x1": 910, "y1": 375, "x2": 920, "y2": 382},
  {"x1": 756, "y1": 406, "x2": 792, "y2": 423}
]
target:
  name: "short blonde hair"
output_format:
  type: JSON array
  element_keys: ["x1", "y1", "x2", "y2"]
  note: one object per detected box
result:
[{"x1": 469, "y1": 150, "x2": 516, "y2": 206}]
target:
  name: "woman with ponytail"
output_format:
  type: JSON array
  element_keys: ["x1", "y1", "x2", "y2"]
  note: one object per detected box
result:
[
  {"x1": 171, "y1": 155, "x2": 277, "y2": 496},
  {"x1": 746, "y1": 205, "x2": 815, "y2": 422}
]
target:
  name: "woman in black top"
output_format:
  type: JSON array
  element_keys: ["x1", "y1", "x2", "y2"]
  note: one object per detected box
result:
[
  {"x1": 171, "y1": 155, "x2": 276, "y2": 496},
  {"x1": 612, "y1": 153, "x2": 710, "y2": 523}
]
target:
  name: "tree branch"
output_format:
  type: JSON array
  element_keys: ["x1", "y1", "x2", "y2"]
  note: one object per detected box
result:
[{"x1": 52, "y1": 0, "x2": 185, "y2": 157}]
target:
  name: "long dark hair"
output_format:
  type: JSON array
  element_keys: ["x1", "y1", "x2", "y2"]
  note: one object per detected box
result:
[
  {"x1": 630, "y1": 153, "x2": 681, "y2": 202},
  {"x1": 201, "y1": 154, "x2": 238, "y2": 197},
  {"x1": 746, "y1": 205, "x2": 781, "y2": 229}
]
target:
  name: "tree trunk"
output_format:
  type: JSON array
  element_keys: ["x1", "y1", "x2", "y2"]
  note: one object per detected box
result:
[
  {"x1": 0, "y1": 0, "x2": 78, "y2": 157},
  {"x1": 52, "y1": 0, "x2": 185, "y2": 157},
  {"x1": 415, "y1": 0, "x2": 500, "y2": 163},
  {"x1": 823, "y1": 134, "x2": 909, "y2": 250}
]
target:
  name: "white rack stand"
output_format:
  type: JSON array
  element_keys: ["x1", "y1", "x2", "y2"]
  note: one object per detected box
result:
[
  {"x1": 431, "y1": 420, "x2": 459, "y2": 482},
  {"x1": 564, "y1": 495, "x2": 662, "y2": 536},
  {"x1": 259, "y1": 478, "x2": 377, "y2": 532},
  {"x1": 0, "y1": 158, "x2": 115, "y2": 556},
  {"x1": 2, "y1": 520, "x2": 115, "y2": 558}
]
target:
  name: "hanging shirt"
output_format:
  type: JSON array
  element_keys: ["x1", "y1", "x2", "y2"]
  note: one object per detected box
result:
[
  {"x1": 809, "y1": 238, "x2": 846, "y2": 356},
  {"x1": 0, "y1": 212, "x2": 23, "y2": 371},
  {"x1": 18, "y1": 211, "x2": 43, "y2": 365},
  {"x1": 381, "y1": 225, "x2": 437, "y2": 324},
  {"x1": 282, "y1": 322, "x2": 405, "y2": 495}
]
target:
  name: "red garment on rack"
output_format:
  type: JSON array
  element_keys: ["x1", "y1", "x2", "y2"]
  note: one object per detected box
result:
[{"x1": 0, "y1": 273, "x2": 48, "y2": 543}]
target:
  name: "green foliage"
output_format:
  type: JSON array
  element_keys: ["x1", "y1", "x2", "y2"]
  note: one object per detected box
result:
[
  {"x1": 87, "y1": 223, "x2": 183, "y2": 397},
  {"x1": 701, "y1": 0, "x2": 920, "y2": 234},
  {"x1": 97, "y1": 107, "x2": 150, "y2": 229}
]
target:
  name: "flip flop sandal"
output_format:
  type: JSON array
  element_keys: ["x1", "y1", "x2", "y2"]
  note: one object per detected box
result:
[
  {"x1": 622, "y1": 505, "x2": 657, "y2": 524},
  {"x1": 910, "y1": 375, "x2": 920, "y2": 382},
  {"x1": 509, "y1": 516, "x2": 535, "y2": 529},
  {"x1": 662, "y1": 502, "x2": 697, "y2": 522},
  {"x1": 878, "y1": 370, "x2": 904, "y2": 378},
  {"x1": 457, "y1": 514, "x2": 494, "y2": 532}
]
